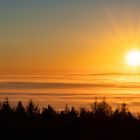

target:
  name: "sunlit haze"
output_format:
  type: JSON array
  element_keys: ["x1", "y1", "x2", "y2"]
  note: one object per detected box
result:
[{"x1": 1, "y1": 0, "x2": 140, "y2": 113}]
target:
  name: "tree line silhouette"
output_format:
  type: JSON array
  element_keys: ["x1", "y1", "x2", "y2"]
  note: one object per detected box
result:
[{"x1": 0, "y1": 98, "x2": 140, "y2": 140}]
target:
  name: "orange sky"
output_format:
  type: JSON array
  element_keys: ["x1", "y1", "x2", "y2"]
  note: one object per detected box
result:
[{"x1": 1, "y1": 0, "x2": 140, "y2": 75}]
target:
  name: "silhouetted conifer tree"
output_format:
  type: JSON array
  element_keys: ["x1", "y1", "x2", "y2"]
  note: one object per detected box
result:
[
  {"x1": 1, "y1": 98, "x2": 12, "y2": 113},
  {"x1": 15, "y1": 101, "x2": 25, "y2": 114},
  {"x1": 26, "y1": 100, "x2": 39, "y2": 116}
]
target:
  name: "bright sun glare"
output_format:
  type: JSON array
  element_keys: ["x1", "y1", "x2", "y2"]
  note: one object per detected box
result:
[{"x1": 126, "y1": 50, "x2": 140, "y2": 66}]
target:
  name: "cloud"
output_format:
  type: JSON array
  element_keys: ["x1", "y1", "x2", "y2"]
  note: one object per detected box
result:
[{"x1": 0, "y1": 81, "x2": 140, "y2": 89}]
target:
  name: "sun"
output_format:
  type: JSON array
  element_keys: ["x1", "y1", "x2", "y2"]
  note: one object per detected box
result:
[{"x1": 126, "y1": 50, "x2": 140, "y2": 66}]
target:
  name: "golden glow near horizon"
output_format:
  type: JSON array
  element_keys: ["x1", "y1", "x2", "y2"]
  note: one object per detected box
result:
[{"x1": 126, "y1": 50, "x2": 140, "y2": 67}]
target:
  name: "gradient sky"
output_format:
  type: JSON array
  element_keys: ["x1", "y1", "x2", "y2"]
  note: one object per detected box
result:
[{"x1": 1, "y1": 0, "x2": 140, "y2": 75}]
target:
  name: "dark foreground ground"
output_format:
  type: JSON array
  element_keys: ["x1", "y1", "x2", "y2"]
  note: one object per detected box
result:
[{"x1": 0, "y1": 98, "x2": 140, "y2": 140}]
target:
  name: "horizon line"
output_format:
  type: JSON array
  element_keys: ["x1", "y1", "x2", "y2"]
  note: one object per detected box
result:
[{"x1": 0, "y1": 72, "x2": 140, "y2": 77}]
